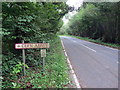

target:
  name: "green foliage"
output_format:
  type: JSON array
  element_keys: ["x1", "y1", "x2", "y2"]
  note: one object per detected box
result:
[
  {"x1": 64, "y1": 2, "x2": 120, "y2": 44},
  {"x1": 3, "y1": 37, "x2": 70, "y2": 88},
  {"x1": 2, "y1": 2, "x2": 69, "y2": 88},
  {"x1": 12, "y1": 82, "x2": 21, "y2": 88},
  {"x1": 12, "y1": 62, "x2": 29, "y2": 74},
  {"x1": 12, "y1": 62, "x2": 23, "y2": 74}
]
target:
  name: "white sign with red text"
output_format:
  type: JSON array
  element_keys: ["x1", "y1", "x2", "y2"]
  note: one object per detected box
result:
[{"x1": 15, "y1": 43, "x2": 49, "y2": 49}]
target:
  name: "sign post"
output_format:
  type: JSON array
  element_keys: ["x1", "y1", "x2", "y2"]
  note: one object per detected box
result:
[
  {"x1": 41, "y1": 49, "x2": 46, "y2": 73},
  {"x1": 15, "y1": 42, "x2": 49, "y2": 76},
  {"x1": 22, "y1": 40, "x2": 26, "y2": 76}
]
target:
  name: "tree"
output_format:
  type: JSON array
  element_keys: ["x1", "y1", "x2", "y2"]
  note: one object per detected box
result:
[
  {"x1": 2, "y1": 2, "x2": 69, "y2": 87},
  {"x1": 65, "y1": 2, "x2": 120, "y2": 44}
]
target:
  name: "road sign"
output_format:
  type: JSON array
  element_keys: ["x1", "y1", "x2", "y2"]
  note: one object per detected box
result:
[
  {"x1": 15, "y1": 43, "x2": 49, "y2": 49},
  {"x1": 15, "y1": 42, "x2": 49, "y2": 75},
  {"x1": 41, "y1": 49, "x2": 46, "y2": 57}
]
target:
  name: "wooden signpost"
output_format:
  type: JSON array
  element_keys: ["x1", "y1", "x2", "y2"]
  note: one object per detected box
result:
[{"x1": 15, "y1": 41, "x2": 49, "y2": 75}]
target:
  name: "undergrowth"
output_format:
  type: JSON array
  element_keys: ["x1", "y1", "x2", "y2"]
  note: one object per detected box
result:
[{"x1": 2, "y1": 36, "x2": 70, "y2": 88}]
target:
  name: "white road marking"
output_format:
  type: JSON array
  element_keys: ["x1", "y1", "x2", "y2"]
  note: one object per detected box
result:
[
  {"x1": 73, "y1": 40, "x2": 77, "y2": 43},
  {"x1": 61, "y1": 39, "x2": 81, "y2": 88},
  {"x1": 65, "y1": 52, "x2": 68, "y2": 57},
  {"x1": 80, "y1": 44, "x2": 96, "y2": 52},
  {"x1": 70, "y1": 36, "x2": 118, "y2": 51},
  {"x1": 71, "y1": 39, "x2": 96, "y2": 52}
]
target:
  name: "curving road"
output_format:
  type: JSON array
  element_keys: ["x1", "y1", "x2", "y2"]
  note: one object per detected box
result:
[{"x1": 60, "y1": 36, "x2": 118, "y2": 88}]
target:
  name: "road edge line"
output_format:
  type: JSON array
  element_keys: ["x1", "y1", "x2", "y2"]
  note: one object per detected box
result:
[
  {"x1": 80, "y1": 44, "x2": 96, "y2": 52},
  {"x1": 60, "y1": 39, "x2": 81, "y2": 88}
]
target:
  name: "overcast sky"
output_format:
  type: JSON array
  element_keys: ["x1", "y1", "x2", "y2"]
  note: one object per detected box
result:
[
  {"x1": 66, "y1": 0, "x2": 83, "y2": 10},
  {"x1": 62, "y1": 0, "x2": 83, "y2": 25}
]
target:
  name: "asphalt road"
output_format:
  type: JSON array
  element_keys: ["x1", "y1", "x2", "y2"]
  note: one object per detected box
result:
[{"x1": 60, "y1": 36, "x2": 118, "y2": 88}]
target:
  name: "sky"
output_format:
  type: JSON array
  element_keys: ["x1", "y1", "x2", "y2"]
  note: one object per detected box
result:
[
  {"x1": 66, "y1": 0, "x2": 83, "y2": 10},
  {"x1": 62, "y1": 0, "x2": 83, "y2": 25}
]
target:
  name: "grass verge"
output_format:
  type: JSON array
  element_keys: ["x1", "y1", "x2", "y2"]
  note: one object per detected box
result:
[{"x1": 59, "y1": 35, "x2": 120, "y2": 49}]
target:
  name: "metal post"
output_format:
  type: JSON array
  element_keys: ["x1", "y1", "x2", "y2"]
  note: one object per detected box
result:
[
  {"x1": 22, "y1": 40, "x2": 26, "y2": 76},
  {"x1": 43, "y1": 56, "x2": 45, "y2": 73},
  {"x1": 42, "y1": 41, "x2": 45, "y2": 73}
]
